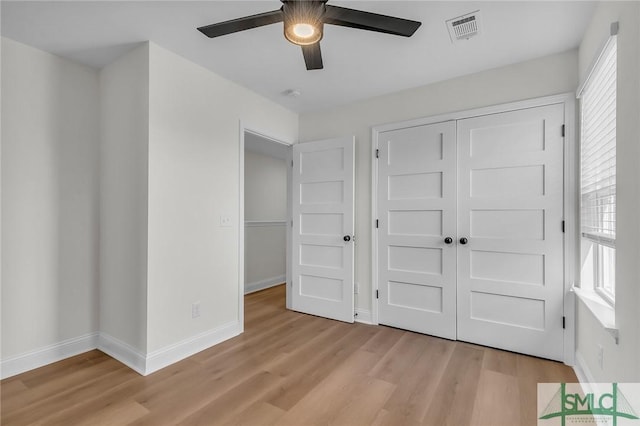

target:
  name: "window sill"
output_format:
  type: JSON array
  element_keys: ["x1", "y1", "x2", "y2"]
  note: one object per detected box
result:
[{"x1": 571, "y1": 286, "x2": 619, "y2": 344}]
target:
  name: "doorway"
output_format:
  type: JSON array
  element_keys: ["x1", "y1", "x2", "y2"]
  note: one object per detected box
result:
[
  {"x1": 241, "y1": 129, "x2": 292, "y2": 325},
  {"x1": 239, "y1": 131, "x2": 357, "y2": 329}
]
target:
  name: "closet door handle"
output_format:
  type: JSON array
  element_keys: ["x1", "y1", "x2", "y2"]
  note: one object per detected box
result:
[
  {"x1": 459, "y1": 237, "x2": 468, "y2": 245},
  {"x1": 343, "y1": 235, "x2": 351, "y2": 242},
  {"x1": 444, "y1": 237, "x2": 453, "y2": 244}
]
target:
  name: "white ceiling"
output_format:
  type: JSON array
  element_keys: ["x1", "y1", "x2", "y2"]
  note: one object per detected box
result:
[{"x1": 1, "y1": 1, "x2": 596, "y2": 113}]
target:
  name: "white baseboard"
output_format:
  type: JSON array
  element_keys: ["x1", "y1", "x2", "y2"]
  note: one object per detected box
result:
[
  {"x1": 97, "y1": 333, "x2": 147, "y2": 375},
  {"x1": 574, "y1": 350, "x2": 597, "y2": 385},
  {"x1": 355, "y1": 309, "x2": 373, "y2": 325},
  {"x1": 2, "y1": 322, "x2": 243, "y2": 379},
  {"x1": 144, "y1": 321, "x2": 241, "y2": 375},
  {"x1": 0, "y1": 333, "x2": 99, "y2": 380},
  {"x1": 574, "y1": 352, "x2": 610, "y2": 426},
  {"x1": 245, "y1": 275, "x2": 285, "y2": 295}
]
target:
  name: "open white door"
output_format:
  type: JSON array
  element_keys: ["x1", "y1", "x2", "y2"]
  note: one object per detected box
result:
[{"x1": 292, "y1": 137, "x2": 355, "y2": 323}]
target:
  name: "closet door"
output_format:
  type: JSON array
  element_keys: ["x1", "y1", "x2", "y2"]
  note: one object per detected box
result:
[
  {"x1": 377, "y1": 121, "x2": 457, "y2": 339},
  {"x1": 456, "y1": 104, "x2": 565, "y2": 361}
]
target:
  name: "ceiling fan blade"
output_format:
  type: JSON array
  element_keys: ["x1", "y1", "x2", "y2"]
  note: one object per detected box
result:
[
  {"x1": 302, "y1": 43, "x2": 323, "y2": 70},
  {"x1": 197, "y1": 9, "x2": 283, "y2": 38},
  {"x1": 324, "y1": 5, "x2": 421, "y2": 37}
]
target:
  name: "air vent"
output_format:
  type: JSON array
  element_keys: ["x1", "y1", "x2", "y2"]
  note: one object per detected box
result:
[{"x1": 446, "y1": 10, "x2": 481, "y2": 43}]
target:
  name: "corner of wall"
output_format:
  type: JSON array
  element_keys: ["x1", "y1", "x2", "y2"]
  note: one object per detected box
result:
[{"x1": 98, "y1": 41, "x2": 151, "y2": 356}]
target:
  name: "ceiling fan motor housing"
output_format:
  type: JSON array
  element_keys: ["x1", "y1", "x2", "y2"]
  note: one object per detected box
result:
[{"x1": 282, "y1": 0, "x2": 328, "y2": 46}]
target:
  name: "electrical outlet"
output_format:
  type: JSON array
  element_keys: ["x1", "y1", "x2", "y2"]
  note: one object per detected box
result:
[
  {"x1": 192, "y1": 301, "x2": 201, "y2": 318},
  {"x1": 597, "y1": 344, "x2": 604, "y2": 369},
  {"x1": 220, "y1": 216, "x2": 232, "y2": 227}
]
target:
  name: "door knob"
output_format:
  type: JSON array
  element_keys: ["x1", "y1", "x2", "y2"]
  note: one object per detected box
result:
[
  {"x1": 459, "y1": 237, "x2": 468, "y2": 245},
  {"x1": 444, "y1": 237, "x2": 453, "y2": 244},
  {"x1": 343, "y1": 235, "x2": 351, "y2": 242}
]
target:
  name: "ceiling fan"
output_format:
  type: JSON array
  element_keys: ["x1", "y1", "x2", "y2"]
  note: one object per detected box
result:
[{"x1": 197, "y1": 0, "x2": 422, "y2": 70}]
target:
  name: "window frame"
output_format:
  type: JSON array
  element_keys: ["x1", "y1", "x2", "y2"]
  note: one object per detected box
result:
[{"x1": 578, "y1": 31, "x2": 617, "y2": 305}]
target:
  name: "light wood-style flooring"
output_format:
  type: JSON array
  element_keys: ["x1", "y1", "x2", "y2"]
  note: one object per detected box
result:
[{"x1": 1, "y1": 284, "x2": 576, "y2": 425}]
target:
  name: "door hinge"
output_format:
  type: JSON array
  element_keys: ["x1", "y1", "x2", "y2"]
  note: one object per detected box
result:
[
  {"x1": 375, "y1": 149, "x2": 380, "y2": 159},
  {"x1": 375, "y1": 219, "x2": 379, "y2": 228},
  {"x1": 562, "y1": 220, "x2": 565, "y2": 233},
  {"x1": 561, "y1": 124, "x2": 565, "y2": 137},
  {"x1": 291, "y1": 160, "x2": 294, "y2": 167},
  {"x1": 291, "y1": 219, "x2": 293, "y2": 228},
  {"x1": 376, "y1": 290, "x2": 379, "y2": 299},
  {"x1": 562, "y1": 316, "x2": 566, "y2": 329}
]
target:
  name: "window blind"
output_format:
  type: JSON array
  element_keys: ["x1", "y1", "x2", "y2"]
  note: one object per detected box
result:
[{"x1": 580, "y1": 36, "x2": 616, "y2": 246}]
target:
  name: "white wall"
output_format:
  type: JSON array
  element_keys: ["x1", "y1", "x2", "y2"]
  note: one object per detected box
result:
[
  {"x1": 1, "y1": 37, "x2": 297, "y2": 376},
  {"x1": 244, "y1": 149, "x2": 287, "y2": 292},
  {"x1": 245, "y1": 150, "x2": 287, "y2": 221},
  {"x1": 146, "y1": 42, "x2": 297, "y2": 353},
  {"x1": 298, "y1": 50, "x2": 579, "y2": 315},
  {"x1": 99, "y1": 43, "x2": 150, "y2": 353},
  {"x1": 1, "y1": 38, "x2": 100, "y2": 358},
  {"x1": 576, "y1": 2, "x2": 640, "y2": 382}
]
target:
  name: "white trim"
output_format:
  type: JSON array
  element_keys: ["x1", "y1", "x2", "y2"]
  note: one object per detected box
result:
[
  {"x1": 97, "y1": 333, "x2": 147, "y2": 375},
  {"x1": 239, "y1": 122, "x2": 246, "y2": 334},
  {"x1": 574, "y1": 350, "x2": 597, "y2": 385},
  {"x1": 572, "y1": 358, "x2": 609, "y2": 426},
  {"x1": 245, "y1": 275, "x2": 286, "y2": 294},
  {"x1": 574, "y1": 353, "x2": 612, "y2": 426},
  {"x1": 572, "y1": 285, "x2": 618, "y2": 343},
  {"x1": 577, "y1": 27, "x2": 618, "y2": 98},
  {"x1": 563, "y1": 94, "x2": 578, "y2": 366},
  {"x1": 371, "y1": 127, "x2": 379, "y2": 325},
  {"x1": 373, "y1": 93, "x2": 575, "y2": 133},
  {"x1": 244, "y1": 220, "x2": 287, "y2": 227},
  {"x1": 144, "y1": 321, "x2": 241, "y2": 375},
  {"x1": 286, "y1": 146, "x2": 293, "y2": 311},
  {"x1": 100, "y1": 322, "x2": 241, "y2": 376},
  {"x1": 355, "y1": 309, "x2": 374, "y2": 325},
  {"x1": 0, "y1": 333, "x2": 99, "y2": 379},
  {"x1": 1, "y1": 324, "x2": 244, "y2": 379},
  {"x1": 371, "y1": 92, "x2": 578, "y2": 365}
]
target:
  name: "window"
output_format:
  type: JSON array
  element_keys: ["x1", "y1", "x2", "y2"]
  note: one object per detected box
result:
[{"x1": 579, "y1": 34, "x2": 617, "y2": 304}]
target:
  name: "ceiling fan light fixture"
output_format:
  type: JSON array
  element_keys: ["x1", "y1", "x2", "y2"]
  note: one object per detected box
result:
[
  {"x1": 282, "y1": 1, "x2": 325, "y2": 46},
  {"x1": 292, "y1": 23, "x2": 315, "y2": 39}
]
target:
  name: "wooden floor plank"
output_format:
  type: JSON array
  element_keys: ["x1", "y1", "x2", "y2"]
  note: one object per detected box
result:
[
  {"x1": 382, "y1": 335, "x2": 455, "y2": 424},
  {"x1": 422, "y1": 343, "x2": 485, "y2": 426},
  {"x1": 1, "y1": 284, "x2": 577, "y2": 426},
  {"x1": 222, "y1": 401, "x2": 286, "y2": 426},
  {"x1": 275, "y1": 349, "x2": 383, "y2": 425},
  {"x1": 470, "y1": 369, "x2": 521, "y2": 426},
  {"x1": 54, "y1": 400, "x2": 150, "y2": 426},
  {"x1": 264, "y1": 324, "x2": 378, "y2": 411},
  {"x1": 483, "y1": 346, "x2": 519, "y2": 376},
  {"x1": 369, "y1": 331, "x2": 430, "y2": 384},
  {"x1": 178, "y1": 371, "x2": 286, "y2": 426}
]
